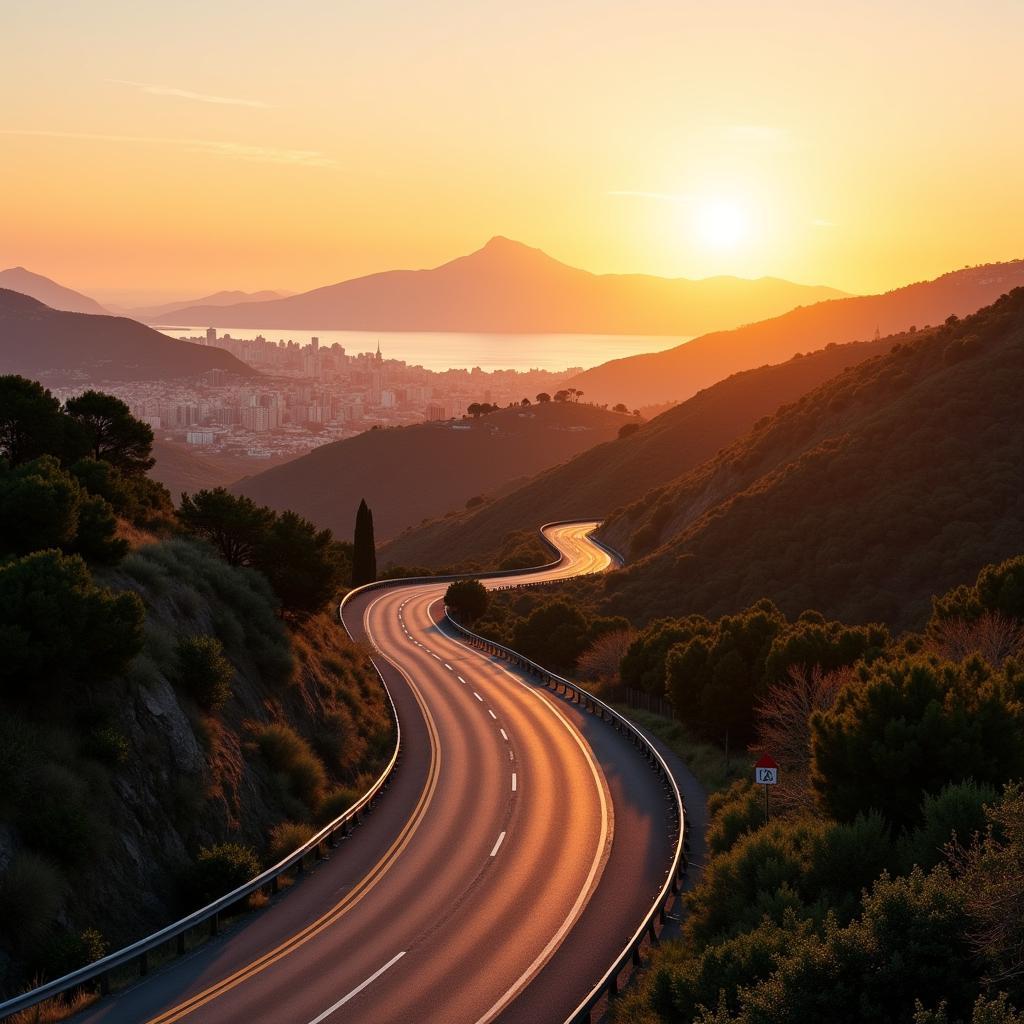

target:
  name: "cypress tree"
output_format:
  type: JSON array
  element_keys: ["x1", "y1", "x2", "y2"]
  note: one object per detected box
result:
[{"x1": 352, "y1": 498, "x2": 377, "y2": 586}]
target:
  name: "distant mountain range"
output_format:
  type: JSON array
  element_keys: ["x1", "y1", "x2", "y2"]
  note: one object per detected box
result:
[
  {"x1": 232, "y1": 401, "x2": 636, "y2": 542},
  {"x1": 0, "y1": 267, "x2": 110, "y2": 315},
  {"x1": 378, "y1": 334, "x2": 894, "y2": 571},
  {"x1": 594, "y1": 288, "x2": 1024, "y2": 631},
  {"x1": 564, "y1": 259, "x2": 1024, "y2": 408},
  {"x1": 147, "y1": 236, "x2": 844, "y2": 335},
  {"x1": 0, "y1": 289, "x2": 254, "y2": 383},
  {"x1": 125, "y1": 290, "x2": 289, "y2": 321}
]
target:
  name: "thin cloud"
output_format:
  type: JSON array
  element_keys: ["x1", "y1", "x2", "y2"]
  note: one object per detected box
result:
[
  {"x1": 0, "y1": 129, "x2": 333, "y2": 167},
  {"x1": 813, "y1": 218, "x2": 838, "y2": 228},
  {"x1": 110, "y1": 79, "x2": 276, "y2": 109}
]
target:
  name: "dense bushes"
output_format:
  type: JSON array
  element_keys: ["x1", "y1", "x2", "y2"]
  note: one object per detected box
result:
[
  {"x1": 811, "y1": 656, "x2": 1024, "y2": 831},
  {"x1": 0, "y1": 550, "x2": 144, "y2": 702},
  {"x1": 179, "y1": 488, "x2": 352, "y2": 613}
]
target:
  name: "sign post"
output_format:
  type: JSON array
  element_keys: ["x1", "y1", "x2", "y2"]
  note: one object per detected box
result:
[{"x1": 754, "y1": 754, "x2": 779, "y2": 824}]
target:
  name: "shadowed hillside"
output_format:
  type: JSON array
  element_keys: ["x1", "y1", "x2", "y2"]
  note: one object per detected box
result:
[
  {"x1": 596, "y1": 289, "x2": 1024, "y2": 630},
  {"x1": 232, "y1": 400, "x2": 635, "y2": 541},
  {"x1": 379, "y1": 335, "x2": 894, "y2": 569},
  {"x1": 153, "y1": 236, "x2": 842, "y2": 335},
  {"x1": 564, "y1": 259, "x2": 1024, "y2": 407},
  {"x1": 0, "y1": 290, "x2": 255, "y2": 383}
]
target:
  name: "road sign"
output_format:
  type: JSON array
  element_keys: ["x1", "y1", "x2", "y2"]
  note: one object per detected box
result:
[{"x1": 754, "y1": 754, "x2": 779, "y2": 786}]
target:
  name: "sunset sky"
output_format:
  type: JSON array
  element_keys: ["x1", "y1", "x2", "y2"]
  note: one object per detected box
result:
[{"x1": 3, "y1": 0, "x2": 1022, "y2": 303}]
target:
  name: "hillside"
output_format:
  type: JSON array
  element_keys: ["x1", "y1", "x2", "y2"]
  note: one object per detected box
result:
[
  {"x1": 151, "y1": 236, "x2": 843, "y2": 336},
  {"x1": 127, "y1": 290, "x2": 287, "y2": 321},
  {"x1": 0, "y1": 267, "x2": 109, "y2": 315},
  {"x1": 149, "y1": 442, "x2": 300, "y2": 505},
  {"x1": 0, "y1": 290, "x2": 255, "y2": 383},
  {"x1": 564, "y1": 259, "x2": 1024, "y2": 407},
  {"x1": 379, "y1": 335, "x2": 894, "y2": 569},
  {"x1": 232, "y1": 401, "x2": 633, "y2": 542},
  {"x1": 595, "y1": 289, "x2": 1024, "y2": 630}
]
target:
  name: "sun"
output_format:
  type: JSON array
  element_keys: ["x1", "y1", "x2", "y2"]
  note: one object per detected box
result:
[{"x1": 695, "y1": 199, "x2": 746, "y2": 249}]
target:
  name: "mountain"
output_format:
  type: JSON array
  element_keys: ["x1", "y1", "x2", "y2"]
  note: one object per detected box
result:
[
  {"x1": 0, "y1": 290, "x2": 255, "y2": 382},
  {"x1": 378, "y1": 335, "x2": 894, "y2": 570},
  {"x1": 564, "y1": 259, "x2": 1024, "y2": 408},
  {"x1": 127, "y1": 290, "x2": 288, "y2": 321},
  {"x1": 594, "y1": 289, "x2": 1024, "y2": 631},
  {"x1": 148, "y1": 236, "x2": 844, "y2": 336},
  {"x1": 232, "y1": 401, "x2": 634, "y2": 543},
  {"x1": 0, "y1": 266, "x2": 109, "y2": 315}
]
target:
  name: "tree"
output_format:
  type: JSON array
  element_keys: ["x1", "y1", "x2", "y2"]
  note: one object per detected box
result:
[
  {"x1": 577, "y1": 628, "x2": 635, "y2": 684},
  {"x1": 536, "y1": 392, "x2": 551, "y2": 403},
  {"x1": 352, "y1": 498, "x2": 377, "y2": 586},
  {"x1": 0, "y1": 375, "x2": 87, "y2": 466},
  {"x1": 445, "y1": 579, "x2": 489, "y2": 623},
  {"x1": 257, "y1": 511, "x2": 349, "y2": 613},
  {"x1": 0, "y1": 456, "x2": 125, "y2": 563},
  {"x1": 613, "y1": 403, "x2": 629, "y2": 413},
  {"x1": 554, "y1": 389, "x2": 570, "y2": 402},
  {"x1": 811, "y1": 656, "x2": 1024, "y2": 831},
  {"x1": 467, "y1": 402, "x2": 482, "y2": 418},
  {"x1": 65, "y1": 391, "x2": 154, "y2": 474},
  {"x1": 179, "y1": 488, "x2": 274, "y2": 566},
  {"x1": 521, "y1": 397, "x2": 532, "y2": 406},
  {"x1": 0, "y1": 550, "x2": 144, "y2": 700},
  {"x1": 512, "y1": 600, "x2": 589, "y2": 673}
]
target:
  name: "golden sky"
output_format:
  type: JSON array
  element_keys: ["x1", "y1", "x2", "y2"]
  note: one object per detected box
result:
[{"x1": 2, "y1": 1, "x2": 1022, "y2": 303}]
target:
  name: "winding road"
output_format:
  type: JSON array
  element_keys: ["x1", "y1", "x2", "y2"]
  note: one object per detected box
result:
[{"x1": 73, "y1": 523, "x2": 672, "y2": 1024}]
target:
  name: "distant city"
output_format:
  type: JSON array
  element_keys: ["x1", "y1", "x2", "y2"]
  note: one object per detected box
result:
[{"x1": 50, "y1": 330, "x2": 583, "y2": 464}]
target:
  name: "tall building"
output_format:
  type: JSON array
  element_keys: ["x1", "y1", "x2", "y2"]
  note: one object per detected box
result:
[{"x1": 206, "y1": 327, "x2": 217, "y2": 344}]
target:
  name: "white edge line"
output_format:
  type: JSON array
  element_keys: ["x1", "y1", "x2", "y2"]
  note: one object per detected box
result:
[
  {"x1": 488, "y1": 709, "x2": 497, "y2": 719},
  {"x1": 305, "y1": 951, "x2": 406, "y2": 1024},
  {"x1": 489, "y1": 831, "x2": 507, "y2": 857},
  {"x1": 511, "y1": 772, "x2": 517, "y2": 792},
  {"x1": 473, "y1": 692, "x2": 483, "y2": 702},
  {"x1": 500, "y1": 728, "x2": 508, "y2": 741}
]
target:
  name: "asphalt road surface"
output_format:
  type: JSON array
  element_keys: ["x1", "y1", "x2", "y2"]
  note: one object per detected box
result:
[{"x1": 73, "y1": 523, "x2": 673, "y2": 1024}]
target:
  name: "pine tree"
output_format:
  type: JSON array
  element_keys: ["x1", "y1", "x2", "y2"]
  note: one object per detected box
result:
[{"x1": 351, "y1": 498, "x2": 377, "y2": 586}]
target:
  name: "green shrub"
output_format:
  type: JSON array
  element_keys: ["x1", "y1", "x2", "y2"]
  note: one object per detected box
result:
[
  {"x1": 900, "y1": 780, "x2": 997, "y2": 872},
  {"x1": 176, "y1": 634, "x2": 234, "y2": 711},
  {"x1": 253, "y1": 723, "x2": 327, "y2": 811},
  {"x1": 185, "y1": 843, "x2": 261, "y2": 908},
  {"x1": 707, "y1": 781, "x2": 766, "y2": 855},
  {"x1": 268, "y1": 821, "x2": 316, "y2": 863},
  {"x1": 39, "y1": 927, "x2": 108, "y2": 980},
  {"x1": 318, "y1": 785, "x2": 361, "y2": 824}
]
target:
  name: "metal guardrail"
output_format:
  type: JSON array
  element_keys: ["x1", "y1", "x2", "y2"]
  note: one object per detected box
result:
[
  {"x1": 441, "y1": 613, "x2": 688, "y2": 1024},
  {"x1": 0, "y1": 520, "x2": 586, "y2": 1018}
]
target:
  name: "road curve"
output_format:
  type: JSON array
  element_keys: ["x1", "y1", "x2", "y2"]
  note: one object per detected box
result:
[{"x1": 73, "y1": 523, "x2": 672, "y2": 1024}]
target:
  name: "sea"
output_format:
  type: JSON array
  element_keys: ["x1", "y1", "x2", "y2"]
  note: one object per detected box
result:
[{"x1": 156, "y1": 326, "x2": 690, "y2": 373}]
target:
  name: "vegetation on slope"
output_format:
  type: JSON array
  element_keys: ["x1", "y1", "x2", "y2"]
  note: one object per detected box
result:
[
  {"x1": 235, "y1": 398, "x2": 637, "y2": 542},
  {"x1": 597, "y1": 289, "x2": 1024, "y2": 631},
  {"x1": 564, "y1": 258, "x2": 1024, "y2": 407},
  {"x1": 0, "y1": 377, "x2": 390, "y2": 997},
  {"x1": 380, "y1": 336, "x2": 894, "y2": 570},
  {"x1": 603, "y1": 554, "x2": 1024, "y2": 1024}
]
